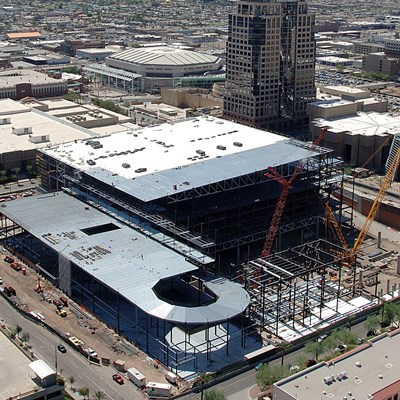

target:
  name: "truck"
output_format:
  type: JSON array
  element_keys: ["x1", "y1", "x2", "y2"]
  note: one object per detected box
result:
[
  {"x1": 165, "y1": 371, "x2": 177, "y2": 385},
  {"x1": 127, "y1": 367, "x2": 146, "y2": 388},
  {"x1": 147, "y1": 382, "x2": 172, "y2": 398}
]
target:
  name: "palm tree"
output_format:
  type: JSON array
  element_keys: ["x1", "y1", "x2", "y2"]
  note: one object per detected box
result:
[
  {"x1": 0, "y1": 169, "x2": 7, "y2": 187},
  {"x1": 278, "y1": 341, "x2": 291, "y2": 366},
  {"x1": 12, "y1": 167, "x2": 21, "y2": 185},
  {"x1": 78, "y1": 387, "x2": 89, "y2": 399},
  {"x1": 68, "y1": 376, "x2": 75, "y2": 391},
  {"x1": 197, "y1": 372, "x2": 212, "y2": 400},
  {"x1": 93, "y1": 390, "x2": 106, "y2": 400},
  {"x1": 15, "y1": 324, "x2": 22, "y2": 339}
]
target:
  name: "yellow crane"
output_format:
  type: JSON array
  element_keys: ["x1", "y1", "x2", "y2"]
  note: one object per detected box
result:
[
  {"x1": 326, "y1": 146, "x2": 400, "y2": 266},
  {"x1": 325, "y1": 203, "x2": 348, "y2": 251},
  {"x1": 352, "y1": 146, "x2": 400, "y2": 255}
]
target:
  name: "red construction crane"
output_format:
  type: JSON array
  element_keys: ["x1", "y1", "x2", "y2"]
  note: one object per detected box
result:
[{"x1": 260, "y1": 127, "x2": 328, "y2": 258}]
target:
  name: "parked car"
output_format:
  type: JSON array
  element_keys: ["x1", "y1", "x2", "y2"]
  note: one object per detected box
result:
[
  {"x1": 10, "y1": 262, "x2": 22, "y2": 271},
  {"x1": 0, "y1": 276, "x2": 3, "y2": 285},
  {"x1": 7, "y1": 286, "x2": 16, "y2": 296},
  {"x1": 335, "y1": 343, "x2": 347, "y2": 353},
  {"x1": 356, "y1": 337, "x2": 364, "y2": 345},
  {"x1": 112, "y1": 374, "x2": 124, "y2": 384},
  {"x1": 4, "y1": 256, "x2": 14, "y2": 263},
  {"x1": 57, "y1": 344, "x2": 67, "y2": 353}
]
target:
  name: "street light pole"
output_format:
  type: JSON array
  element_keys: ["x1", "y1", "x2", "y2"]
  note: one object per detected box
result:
[{"x1": 55, "y1": 346, "x2": 58, "y2": 374}]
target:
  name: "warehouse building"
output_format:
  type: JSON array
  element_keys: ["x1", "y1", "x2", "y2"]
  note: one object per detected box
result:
[{"x1": 0, "y1": 69, "x2": 67, "y2": 100}]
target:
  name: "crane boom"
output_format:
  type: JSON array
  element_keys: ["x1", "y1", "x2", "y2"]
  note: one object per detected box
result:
[
  {"x1": 352, "y1": 147, "x2": 400, "y2": 255},
  {"x1": 260, "y1": 127, "x2": 328, "y2": 258},
  {"x1": 360, "y1": 136, "x2": 391, "y2": 169},
  {"x1": 325, "y1": 203, "x2": 348, "y2": 251}
]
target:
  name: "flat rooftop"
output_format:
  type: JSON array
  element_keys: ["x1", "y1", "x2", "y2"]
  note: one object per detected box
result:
[
  {"x1": 1, "y1": 193, "x2": 249, "y2": 324},
  {"x1": 275, "y1": 330, "x2": 400, "y2": 400},
  {"x1": 0, "y1": 329, "x2": 39, "y2": 399},
  {"x1": 0, "y1": 100, "x2": 92, "y2": 152},
  {"x1": 0, "y1": 69, "x2": 66, "y2": 88},
  {"x1": 315, "y1": 111, "x2": 400, "y2": 137},
  {"x1": 41, "y1": 116, "x2": 326, "y2": 202}
]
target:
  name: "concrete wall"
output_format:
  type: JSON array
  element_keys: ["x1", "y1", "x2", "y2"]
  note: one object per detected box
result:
[{"x1": 311, "y1": 125, "x2": 391, "y2": 169}]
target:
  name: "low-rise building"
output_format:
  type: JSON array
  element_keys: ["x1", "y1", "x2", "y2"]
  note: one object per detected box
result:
[
  {"x1": 273, "y1": 330, "x2": 400, "y2": 400},
  {"x1": 362, "y1": 52, "x2": 399, "y2": 78},
  {"x1": 0, "y1": 69, "x2": 67, "y2": 100}
]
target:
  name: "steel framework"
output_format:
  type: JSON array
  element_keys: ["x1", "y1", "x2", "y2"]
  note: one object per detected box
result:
[{"x1": 235, "y1": 239, "x2": 379, "y2": 338}]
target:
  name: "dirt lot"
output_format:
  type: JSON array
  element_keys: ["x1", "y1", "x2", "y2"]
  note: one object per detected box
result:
[{"x1": 0, "y1": 253, "x2": 186, "y2": 391}]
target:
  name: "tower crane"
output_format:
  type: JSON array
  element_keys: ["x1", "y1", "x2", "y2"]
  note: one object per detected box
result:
[
  {"x1": 327, "y1": 146, "x2": 400, "y2": 267},
  {"x1": 261, "y1": 127, "x2": 328, "y2": 258},
  {"x1": 352, "y1": 146, "x2": 400, "y2": 256}
]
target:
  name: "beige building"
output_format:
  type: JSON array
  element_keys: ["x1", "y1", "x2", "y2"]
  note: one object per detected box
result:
[
  {"x1": 161, "y1": 87, "x2": 222, "y2": 109},
  {"x1": 362, "y1": 52, "x2": 399, "y2": 78},
  {"x1": 0, "y1": 99, "x2": 95, "y2": 171}
]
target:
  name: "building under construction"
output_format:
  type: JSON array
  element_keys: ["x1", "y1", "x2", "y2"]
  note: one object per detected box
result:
[
  {"x1": 36, "y1": 116, "x2": 337, "y2": 268},
  {"x1": 0, "y1": 116, "x2": 346, "y2": 376}
]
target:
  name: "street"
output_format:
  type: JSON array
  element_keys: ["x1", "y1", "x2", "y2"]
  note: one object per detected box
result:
[{"x1": 0, "y1": 295, "x2": 143, "y2": 399}]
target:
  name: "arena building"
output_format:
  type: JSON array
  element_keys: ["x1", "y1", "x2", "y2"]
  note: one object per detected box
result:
[
  {"x1": 0, "y1": 116, "x2": 341, "y2": 377},
  {"x1": 104, "y1": 46, "x2": 223, "y2": 91}
]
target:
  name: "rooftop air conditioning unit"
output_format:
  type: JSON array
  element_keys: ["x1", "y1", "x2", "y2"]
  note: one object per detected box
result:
[{"x1": 0, "y1": 117, "x2": 11, "y2": 125}]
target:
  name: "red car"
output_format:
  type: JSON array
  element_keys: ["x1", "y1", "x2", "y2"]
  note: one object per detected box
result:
[{"x1": 112, "y1": 374, "x2": 124, "y2": 385}]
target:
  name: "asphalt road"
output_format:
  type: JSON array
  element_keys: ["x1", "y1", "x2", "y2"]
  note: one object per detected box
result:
[{"x1": 0, "y1": 295, "x2": 143, "y2": 400}]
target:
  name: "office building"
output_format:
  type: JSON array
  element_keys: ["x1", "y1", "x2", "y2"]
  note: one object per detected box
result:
[{"x1": 223, "y1": 0, "x2": 316, "y2": 134}]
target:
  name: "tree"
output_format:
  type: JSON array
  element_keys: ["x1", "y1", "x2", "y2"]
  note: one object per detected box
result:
[
  {"x1": 0, "y1": 170, "x2": 7, "y2": 187},
  {"x1": 15, "y1": 324, "x2": 22, "y2": 339},
  {"x1": 204, "y1": 388, "x2": 227, "y2": 400},
  {"x1": 78, "y1": 387, "x2": 89, "y2": 399},
  {"x1": 68, "y1": 376, "x2": 75, "y2": 391},
  {"x1": 93, "y1": 390, "x2": 107, "y2": 400},
  {"x1": 364, "y1": 314, "x2": 380, "y2": 335},
  {"x1": 20, "y1": 332, "x2": 30, "y2": 343},
  {"x1": 277, "y1": 342, "x2": 291, "y2": 366},
  {"x1": 331, "y1": 328, "x2": 357, "y2": 346},
  {"x1": 256, "y1": 364, "x2": 289, "y2": 390},
  {"x1": 304, "y1": 341, "x2": 325, "y2": 360},
  {"x1": 12, "y1": 167, "x2": 21, "y2": 185},
  {"x1": 382, "y1": 303, "x2": 400, "y2": 327},
  {"x1": 197, "y1": 372, "x2": 212, "y2": 400}
]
